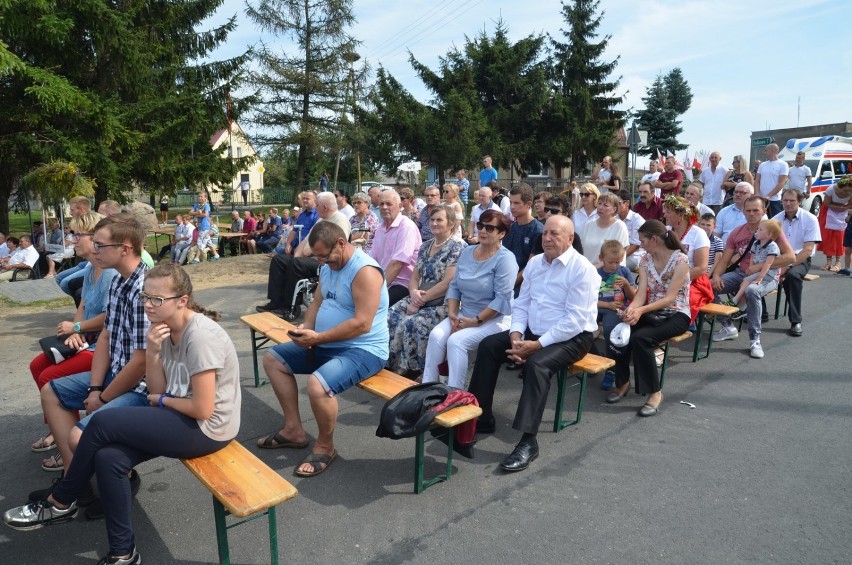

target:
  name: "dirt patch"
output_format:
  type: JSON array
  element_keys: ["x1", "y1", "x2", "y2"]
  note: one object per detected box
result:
[{"x1": 0, "y1": 254, "x2": 271, "y2": 317}]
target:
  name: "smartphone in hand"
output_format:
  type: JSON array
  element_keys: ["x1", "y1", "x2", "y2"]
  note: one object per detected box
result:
[{"x1": 287, "y1": 330, "x2": 303, "y2": 338}]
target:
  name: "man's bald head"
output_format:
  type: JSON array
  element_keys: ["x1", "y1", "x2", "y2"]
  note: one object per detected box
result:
[{"x1": 541, "y1": 214, "x2": 575, "y2": 261}]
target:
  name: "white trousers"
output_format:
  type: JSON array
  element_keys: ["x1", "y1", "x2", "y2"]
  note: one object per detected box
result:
[{"x1": 422, "y1": 314, "x2": 511, "y2": 389}]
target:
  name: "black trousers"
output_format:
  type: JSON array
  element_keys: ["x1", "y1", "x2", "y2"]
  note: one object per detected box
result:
[
  {"x1": 218, "y1": 237, "x2": 239, "y2": 257},
  {"x1": 613, "y1": 313, "x2": 690, "y2": 395},
  {"x1": 782, "y1": 258, "x2": 810, "y2": 324},
  {"x1": 468, "y1": 329, "x2": 593, "y2": 435},
  {"x1": 388, "y1": 284, "x2": 409, "y2": 307},
  {"x1": 267, "y1": 253, "x2": 319, "y2": 309}
]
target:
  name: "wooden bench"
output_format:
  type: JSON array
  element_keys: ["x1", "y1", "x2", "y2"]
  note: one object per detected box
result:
[
  {"x1": 658, "y1": 331, "x2": 693, "y2": 389},
  {"x1": 241, "y1": 312, "x2": 294, "y2": 387},
  {"x1": 239, "y1": 313, "x2": 481, "y2": 493},
  {"x1": 357, "y1": 369, "x2": 482, "y2": 493},
  {"x1": 553, "y1": 353, "x2": 615, "y2": 432},
  {"x1": 181, "y1": 440, "x2": 298, "y2": 565},
  {"x1": 693, "y1": 303, "x2": 739, "y2": 362}
]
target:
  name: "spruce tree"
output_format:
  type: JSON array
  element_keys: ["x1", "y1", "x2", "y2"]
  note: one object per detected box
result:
[
  {"x1": 246, "y1": 0, "x2": 360, "y2": 189},
  {"x1": 636, "y1": 69, "x2": 691, "y2": 156},
  {"x1": 545, "y1": 0, "x2": 626, "y2": 176}
]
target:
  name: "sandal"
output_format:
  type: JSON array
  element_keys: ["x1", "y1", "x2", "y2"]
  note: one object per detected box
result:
[
  {"x1": 257, "y1": 431, "x2": 309, "y2": 450},
  {"x1": 31, "y1": 433, "x2": 56, "y2": 453},
  {"x1": 295, "y1": 449, "x2": 337, "y2": 477},
  {"x1": 42, "y1": 453, "x2": 64, "y2": 472},
  {"x1": 830, "y1": 264, "x2": 841, "y2": 272}
]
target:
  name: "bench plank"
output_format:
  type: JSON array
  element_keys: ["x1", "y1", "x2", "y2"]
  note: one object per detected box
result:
[
  {"x1": 182, "y1": 441, "x2": 297, "y2": 518},
  {"x1": 569, "y1": 353, "x2": 614, "y2": 376},
  {"x1": 698, "y1": 303, "x2": 739, "y2": 317}
]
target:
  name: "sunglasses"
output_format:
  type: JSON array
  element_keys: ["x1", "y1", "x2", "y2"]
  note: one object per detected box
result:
[
  {"x1": 579, "y1": 193, "x2": 592, "y2": 197},
  {"x1": 475, "y1": 222, "x2": 501, "y2": 233},
  {"x1": 544, "y1": 207, "x2": 562, "y2": 215}
]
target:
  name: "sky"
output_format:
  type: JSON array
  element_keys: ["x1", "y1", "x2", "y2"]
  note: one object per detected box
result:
[{"x1": 208, "y1": 0, "x2": 852, "y2": 169}]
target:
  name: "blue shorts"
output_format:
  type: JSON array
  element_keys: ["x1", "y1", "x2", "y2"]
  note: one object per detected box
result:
[
  {"x1": 843, "y1": 221, "x2": 852, "y2": 248},
  {"x1": 49, "y1": 371, "x2": 150, "y2": 430},
  {"x1": 268, "y1": 342, "x2": 386, "y2": 396}
]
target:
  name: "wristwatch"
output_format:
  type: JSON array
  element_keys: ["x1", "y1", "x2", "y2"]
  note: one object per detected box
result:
[
  {"x1": 475, "y1": 314, "x2": 483, "y2": 325},
  {"x1": 87, "y1": 385, "x2": 104, "y2": 394},
  {"x1": 73, "y1": 321, "x2": 82, "y2": 333}
]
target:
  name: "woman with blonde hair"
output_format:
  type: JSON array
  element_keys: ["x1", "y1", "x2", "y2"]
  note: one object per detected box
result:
[
  {"x1": 721, "y1": 155, "x2": 754, "y2": 207},
  {"x1": 663, "y1": 195, "x2": 713, "y2": 323},
  {"x1": 581, "y1": 191, "x2": 628, "y2": 267},
  {"x1": 441, "y1": 183, "x2": 465, "y2": 239},
  {"x1": 572, "y1": 182, "x2": 600, "y2": 236}
]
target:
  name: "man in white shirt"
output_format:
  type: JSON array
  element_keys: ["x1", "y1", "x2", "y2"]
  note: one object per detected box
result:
[
  {"x1": 772, "y1": 188, "x2": 821, "y2": 337},
  {"x1": 698, "y1": 151, "x2": 727, "y2": 214},
  {"x1": 787, "y1": 151, "x2": 813, "y2": 196},
  {"x1": 755, "y1": 143, "x2": 789, "y2": 218},
  {"x1": 593, "y1": 155, "x2": 613, "y2": 188},
  {"x1": 468, "y1": 215, "x2": 599, "y2": 473},
  {"x1": 0, "y1": 235, "x2": 40, "y2": 282},
  {"x1": 467, "y1": 187, "x2": 499, "y2": 244},
  {"x1": 714, "y1": 182, "x2": 754, "y2": 244}
]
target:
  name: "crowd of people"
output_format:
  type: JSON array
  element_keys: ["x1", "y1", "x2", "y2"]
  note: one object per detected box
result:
[{"x1": 3, "y1": 148, "x2": 848, "y2": 562}]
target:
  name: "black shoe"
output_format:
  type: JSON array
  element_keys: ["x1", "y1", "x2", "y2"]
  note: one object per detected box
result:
[
  {"x1": 429, "y1": 428, "x2": 476, "y2": 459},
  {"x1": 28, "y1": 476, "x2": 62, "y2": 503},
  {"x1": 761, "y1": 313, "x2": 769, "y2": 324},
  {"x1": 283, "y1": 307, "x2": 300, "y2": 322},
  {"x1": 255, "y1": 302, "x2": 277, "y2": 313},
  {"x1": 500, "y1": 438, "x2": 539, "y2": 472},
  {"x1": 96, "y1": 545, "x2": 141, "y2": 564},
  {"x1": 505, "y1": 361, "x2": 520, "y2": 370},
  {"x1": 788, "y1": 323, "x2": 803, "y2": 337},
  {"x1": 731, "y1": 309, "x2": 748, "y2": 321}
]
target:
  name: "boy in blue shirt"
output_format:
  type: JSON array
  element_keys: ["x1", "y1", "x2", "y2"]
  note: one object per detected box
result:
[{"x1": 597, "y1": 240, "x2": 635, "y2": 390}]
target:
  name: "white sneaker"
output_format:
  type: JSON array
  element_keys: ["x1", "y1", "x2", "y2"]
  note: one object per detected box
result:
[
  {"x1": 750, "y1": 340, "x2": 764, "y2": 359},
  {"x1": 712, "y1": 326, "x2": 739, "y2": 342}
]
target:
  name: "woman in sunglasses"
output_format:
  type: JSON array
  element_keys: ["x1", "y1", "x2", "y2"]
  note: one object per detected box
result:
[
  {"x1": 422, "y1": 209, "x2": 518, "y2": 389},
  {"x1": 28, "y1": 211, "x2": 116, "y2": 470},
  {"x1": 572, "y1": 182, "x2": 600, "y2": 236}
]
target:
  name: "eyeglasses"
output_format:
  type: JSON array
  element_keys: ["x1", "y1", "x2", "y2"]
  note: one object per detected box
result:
[
  {"x1": 72, "y1": 232, "x2": 93, "y2": 242},
  {"x1": 401, "y1": 197, "x2": 409, "y2": 201},
  {"x1": 579, "y1": 193, "x2": 592, "y2": 197},
  {"x1": 92, "y1": 241, "x2": 125, "y2": 252},
  {"x1": 314, "y1": 241, "x2": 341, "y2": 263},
  {"x1": 475, "y1": 222, "x2": 501, "y2": 233},
  {"x1": 425, "y1": 193, "x2": 439, "y2": 198},
  {"x1": 139, "y1": 292, "x2": 182, "y2": 307},
  {"x1": 544, "y1": 207, "x2": 562, "y2": 215}
]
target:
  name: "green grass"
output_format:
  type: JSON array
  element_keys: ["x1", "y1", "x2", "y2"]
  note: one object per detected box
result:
[{"x1": 6, "y1": 211, "x2": 45, "y2": 238}]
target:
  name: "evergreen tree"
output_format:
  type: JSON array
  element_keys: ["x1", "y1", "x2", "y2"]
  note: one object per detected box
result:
[
  {"x1": 636, "y1": 68, "x2": 691, "y2": 156},
  {"x1": 544, "y1": 0, "x2": 626, "y2": 176},
  {"x1": 246, "y1": 0, "x2": 360, "y2": 189},
  {"x1": 0, "y1": 0, "x2": 248, "y2": 232}
]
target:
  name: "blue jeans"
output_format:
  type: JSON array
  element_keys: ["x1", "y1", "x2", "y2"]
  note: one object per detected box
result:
[
  {"x1": 715, "y1": 269, "x2": 778, "y2": 341},
  {"x1": 49, "y1": 370, "x2": 149, "y2": 429},
  {"x1": 268, "y1": 342, "x2": 386, "y2": 396},
  {"x1": 55, "y1": 261, "x2": 87, "y2": 295}
]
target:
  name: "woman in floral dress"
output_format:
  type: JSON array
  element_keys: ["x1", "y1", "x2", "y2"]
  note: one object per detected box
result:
[{"x1": 386, "y1": 205, "x2": 466, "y2": 378}]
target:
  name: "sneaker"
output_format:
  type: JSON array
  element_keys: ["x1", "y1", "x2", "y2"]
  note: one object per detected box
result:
[
  {"x1": 731, "y1": 309, "x2": 748, "y2": 321},
  {"x1": 3, "y1": 499, "x2": 78, "y2": 530},
  {"x1": 189, "y1": 259, "x2": 200, "y2": 264},
  {"x1": 600, "y1": 370, "x2": 615, "y2": 391},
  {"x1": 712, "y1": 326, "x2": 739, "y2": 342},
  {"x1": 96, "y1": 545, "x2": 141, "y2": 565},
  {"x1": 838, "y1": 268, "x2": 851, "y2": 276},
  {"x1": 210, "y1": 255, "x2": 220, "y2": 261},
  {"x1": 750, "y1": 340, "x2": 764, "y2": 359},
  {"x1": 28, "y1": 476, "x2": 62, "y2": 503},
  {"x1": 721, "y1": 299, "x2": 738, "y2": 308}
]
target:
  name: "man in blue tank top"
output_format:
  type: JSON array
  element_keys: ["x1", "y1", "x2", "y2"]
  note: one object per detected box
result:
[{"x1": 258, "y1": 222, "x2": 389, "y2": 478}]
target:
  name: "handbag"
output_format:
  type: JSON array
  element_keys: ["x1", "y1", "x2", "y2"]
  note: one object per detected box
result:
[
  {"x1": 640, "y1": 309, "x2": 678, "y2": 326},
  {"x1": 725, "y1": 235, "x2": 756, "y2": 274},
  {"x1": 39, "y1": 335, "x2": 87, "y2": 365}
]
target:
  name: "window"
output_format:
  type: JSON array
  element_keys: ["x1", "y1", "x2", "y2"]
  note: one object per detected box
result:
[{"x1": 237, "y1": 147, "x2": 242, "y2": 158}]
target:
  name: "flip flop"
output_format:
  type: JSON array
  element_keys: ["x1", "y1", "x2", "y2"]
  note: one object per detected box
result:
[
  {"x1": 295, "y1": 450, "x2": 337, "y2": 477},
  {"x1": 31, "y1": 434, "x2": 57, "y2": 453},
  {"x1": 257, "y1": 431, "x2": 309, "y2": 450}
]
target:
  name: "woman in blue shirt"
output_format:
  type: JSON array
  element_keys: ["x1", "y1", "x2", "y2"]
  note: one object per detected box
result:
[{"x1": 422, "y1": 210, "x2": 518, "y2": 389}]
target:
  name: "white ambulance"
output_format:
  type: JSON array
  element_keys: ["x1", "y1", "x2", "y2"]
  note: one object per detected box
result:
[{"x1": 777, "y1": 135, "x2": 852, "y2": 216}]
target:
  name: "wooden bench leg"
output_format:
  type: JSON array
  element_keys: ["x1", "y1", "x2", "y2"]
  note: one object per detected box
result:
[
  {"x1": 553, "y1": 368, "x2": 587, "y2": 433},
  {"x1": 249, "y1": 329, "x2": 270, "y2": 388},
  {"x1": 413, "y1": 429, "x2": 455, "y2": 494},
  {"x1": 693, "y1": 313, "x2": 719, "y2": 362},
  {"x1": 211, "y1": 494, "x2": 282, "y2": 564},
  {"x1": 659, "y1": 341, "x2": 671, "y2": 390},
  {"x1": 212, "y1": 497, "x2": 232, "y2": 565}
]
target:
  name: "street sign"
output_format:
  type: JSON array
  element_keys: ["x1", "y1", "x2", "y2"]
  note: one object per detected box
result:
[
  {"x1": 752, "y1": 137, "x2": 773, "y2": 147},
  {"x1": 257, "y1": 165, "x2": 265, "y2": 173},
  {"x1": 397, "y1": 161, "x2": 421, "y2": 172}
]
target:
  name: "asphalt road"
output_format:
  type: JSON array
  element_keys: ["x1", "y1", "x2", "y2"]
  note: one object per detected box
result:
[{"x1": 0, "y1": 271, "x2": 850, "y2": 564}]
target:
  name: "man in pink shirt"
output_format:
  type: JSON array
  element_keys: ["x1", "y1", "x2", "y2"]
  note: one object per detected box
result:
[{"x1": 369, "y1": 190, "x2": 422, "y2": 305}]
